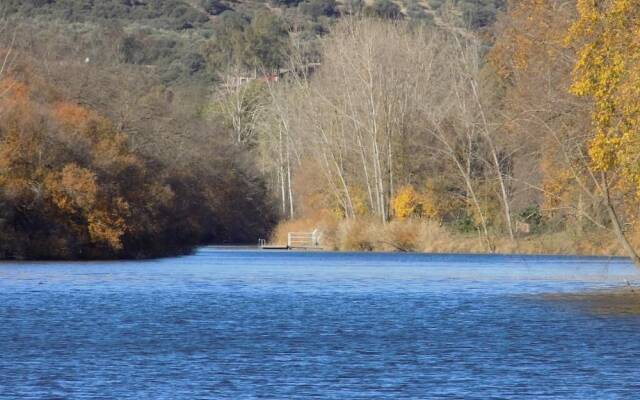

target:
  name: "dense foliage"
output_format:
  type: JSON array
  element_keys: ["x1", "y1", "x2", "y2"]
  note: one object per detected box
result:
[
  {"x1": 2, "y1": 0, "x2": 505, "y2": 84},
  {"x1": 0, "y1": 83, "x2": 275, "y2": 259},
  {"x1": 0, "y1": 30, "x2": 276, "y2": 259}
]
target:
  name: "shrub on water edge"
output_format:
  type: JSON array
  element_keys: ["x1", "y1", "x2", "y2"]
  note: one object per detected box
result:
[
  {"x1": 381, "y1": 219, "x2": 423, "y2": 252},
  {"x1": 336, "y1": 219, "x2": 375, "y2": 251}
]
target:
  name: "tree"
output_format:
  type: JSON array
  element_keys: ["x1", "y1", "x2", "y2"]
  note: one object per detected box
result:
[
  {"x1": 0, "y1": 16, "x2": 17, "y2": 101},
  {"x1": 450, "y1": 34, "x2": 516, "y2": 242},
  {"x1": 204, "y1": 11, "x2": 289, "y2": 71},
  {"x1": 392, "y1": 185, "x2": 422, "y2": 219},
  {"x1": 209, "y1": 77, "x2": 268, "y2": 145},
  {"x1": 488, "y1": 0, "x2": 610, "y2": 240},
  {"x1": 256, "y1": 19, "x2": 503, "y2": 248},
  {"x1": 206, "y1": 11, "x2": 250, "y2": 69},
  {"x1": 567, "y1": 0, "x2": 640, "y2": 266},
  {"x1": 243, "y1": 11, "x2": 289, "y2": 70}
]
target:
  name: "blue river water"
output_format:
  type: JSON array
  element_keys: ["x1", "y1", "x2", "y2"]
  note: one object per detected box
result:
[{"x1": 1, "y1": 249, "x2": 640, "y2": 399}]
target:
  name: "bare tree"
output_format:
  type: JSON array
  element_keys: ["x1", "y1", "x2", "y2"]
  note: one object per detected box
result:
[
  {"x1": 258, "y1": 79, "x2": 300, "y2": 219},
  {"x1": 0, "y1": 13, "x2": 18, "y2": 103},
  {"x1": 294, "y1": 19, "x2": 445, "y2": 222},
  {"x1": 213, "y1": 68, "x2": 268, "y2": 146},
  {"x1": 452, "y1": 35, "x2": 515, "y2": 242}
]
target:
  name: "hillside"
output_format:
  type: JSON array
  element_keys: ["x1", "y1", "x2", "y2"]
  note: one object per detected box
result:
[{"x1": 3, "y1": 0, "x2": 504, "y2": 86}]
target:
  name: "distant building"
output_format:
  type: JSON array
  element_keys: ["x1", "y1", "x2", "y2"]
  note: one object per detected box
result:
[{"x1": 223, "y1": 63, "x2": 321, "y2": 88}]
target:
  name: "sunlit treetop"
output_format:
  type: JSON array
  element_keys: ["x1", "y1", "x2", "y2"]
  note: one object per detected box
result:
[{"x1": 567, "y1": 0, "x2": 640, "y2": 195}]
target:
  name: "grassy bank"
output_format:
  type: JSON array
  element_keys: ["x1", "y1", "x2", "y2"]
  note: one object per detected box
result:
[{"x1": 271, "y1": 217, "x2": 628, "y2": 257}]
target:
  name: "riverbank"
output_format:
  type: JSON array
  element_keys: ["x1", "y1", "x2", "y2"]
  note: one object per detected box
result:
[{"x1": 271, "y1": 218, "x2": 629, "y2": 257}]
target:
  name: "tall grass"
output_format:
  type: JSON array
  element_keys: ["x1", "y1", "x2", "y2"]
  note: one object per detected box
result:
[{"x1": 270, "y1": 217, "x2": 626, "y2": 256}]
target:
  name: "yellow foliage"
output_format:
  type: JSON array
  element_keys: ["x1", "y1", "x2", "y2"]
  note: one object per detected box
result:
[
  {"x1": 328, "y1": 186, "x2": 370, "y2": 219},
  {"x1": 349, "y1": 186, "x2": 369, "y2": 217},
  {"x1": 568, "y1": 0, "x2": 640, "y2": 189},
  {"x1": 587, "y1": 132, "x2": 621, "y2": 172},
  {"x1": 420, "y1": 189, "x2": 439, "y2": 220},
  {"x1": 541, "y1": 167, "x2": 573, "y2": 212},
  {"x1": 391, "y1": 182, "x2": 463, "y2": 221},
  {"x1": 421, "y1": 179, "x2": 462, "y2": 220},
  {"x1": 391, "y1": 185, "x2": 421, "y2": 219}
]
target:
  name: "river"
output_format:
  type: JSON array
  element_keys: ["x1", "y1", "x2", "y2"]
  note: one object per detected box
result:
[{"x1": 1, "y1": 248, "x2": 640, "y2": 399}]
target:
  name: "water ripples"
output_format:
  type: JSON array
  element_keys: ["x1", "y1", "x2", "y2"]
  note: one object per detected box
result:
[{"x1": 1, "y1": 250, "x2": 640, "y2": 399}]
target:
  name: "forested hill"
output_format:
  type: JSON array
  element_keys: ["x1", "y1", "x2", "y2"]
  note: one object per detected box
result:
[{"x1": 3, "y1": 0, "x2": 504, "y2": 85}]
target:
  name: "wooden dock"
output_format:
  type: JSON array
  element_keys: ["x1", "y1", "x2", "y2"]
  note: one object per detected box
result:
[{"x1": 260, "y1": 244, "x2": 289, "y2": 250}]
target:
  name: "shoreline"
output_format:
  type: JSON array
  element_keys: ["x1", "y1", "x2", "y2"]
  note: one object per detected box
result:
[{"x1": 0, "y1": 246, "x2": 633, "y2": 262}]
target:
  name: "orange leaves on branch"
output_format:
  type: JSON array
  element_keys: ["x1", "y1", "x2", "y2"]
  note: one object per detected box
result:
[
  {"x1": 587, "y1": 132, "x2": 620, "y2": 172},
  {"x1": 420, "y1": 190, "x2": 444, "y2": 221},
  {"x1": 45, "y1": 164, "x2": 98, "y2": 212},
  {"x1": 92, "y1": 133, "x2": 140, "y2": 173},
  {"x1": 0, "y1": 78, "x2": 33, "y2": 121},
  {"x1": 87, "y1": 197, "x2": 130, "y2": 251},
  {"x1": 0, "y1": 78, "x2": 29, "y2": 104},
  {"x1": 52, "y1": 101, "x2": 141, "y2": 174},
  {"x1": 52, "y1": 102, "x2": 95, "y2": 129},
  {"x1": 44, "y1": 163, "x2": 131, "y2": 250}
]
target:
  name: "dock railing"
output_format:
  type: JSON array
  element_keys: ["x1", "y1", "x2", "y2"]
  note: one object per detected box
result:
[
  {"x1": 259, "y1": 229, "x2": 322, "y2": 249},
  {"x1": 287, "y1": 229, "x2": 322, "y2": 249}
]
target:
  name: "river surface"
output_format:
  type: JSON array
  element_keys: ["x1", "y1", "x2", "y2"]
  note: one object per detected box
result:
[{"x1": 1, "y1": 249, "x2": 640, "y2": 399}]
